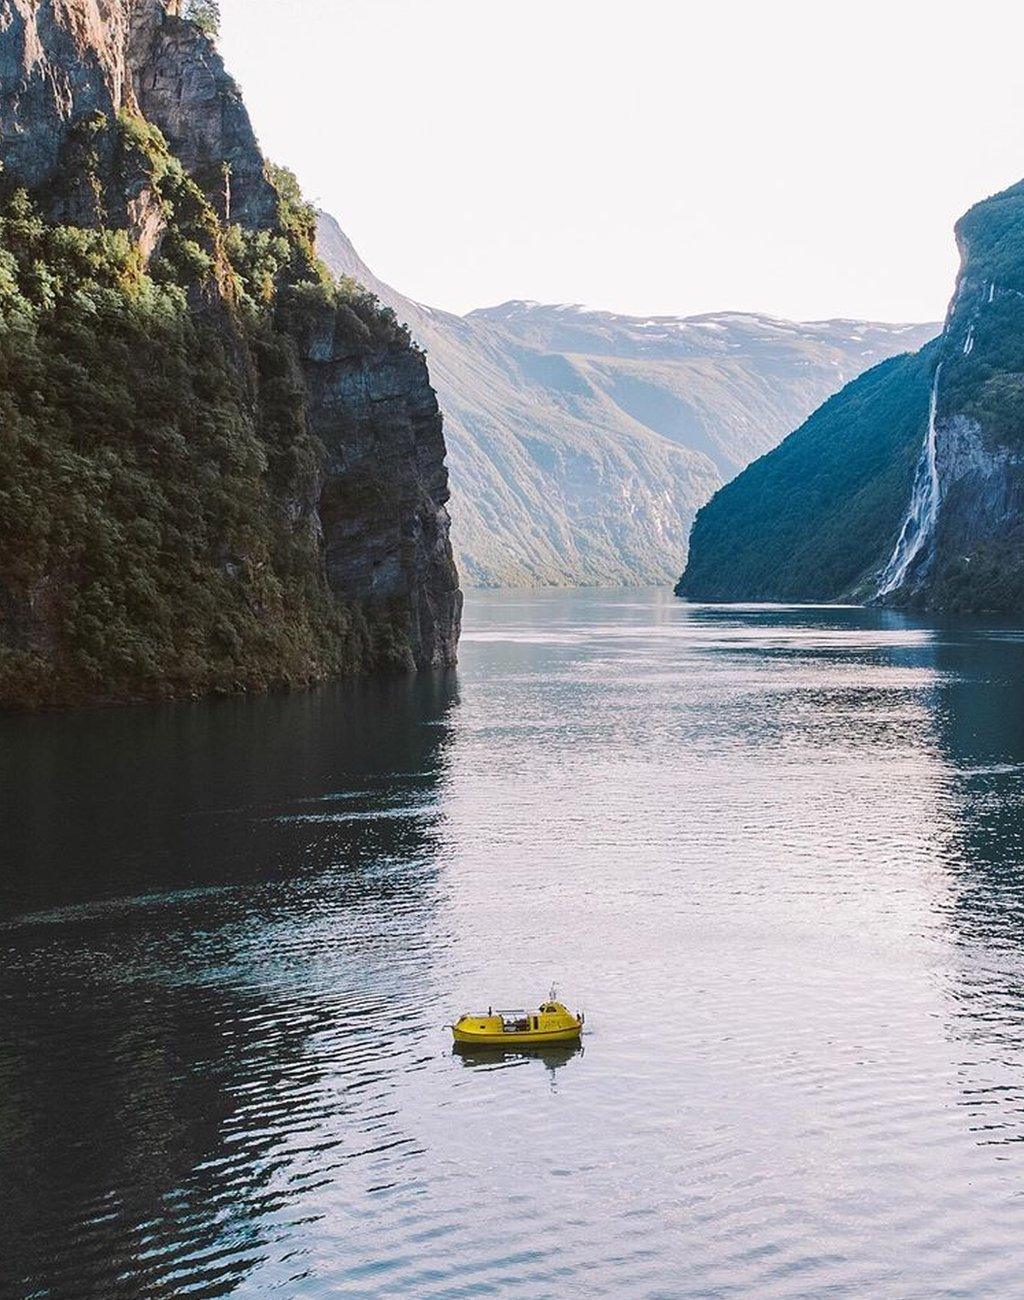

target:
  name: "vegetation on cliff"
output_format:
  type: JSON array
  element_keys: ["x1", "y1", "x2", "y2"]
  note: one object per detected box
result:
[
  {"x1": 937, "y1": 184, "x2": 1024, "y2": 448},
  {"x1": 678, "y1": 172, "x2": 1024, "y2": 613},
  {"x1": 676, "y1": 345, "x2": 937, "y2": 602},
  {"x1": 0, "y1": 110, "x2": 419, "y2": 707},
  {"x1": 182, "y1": 0, "x2": 221, "y2": 39}
]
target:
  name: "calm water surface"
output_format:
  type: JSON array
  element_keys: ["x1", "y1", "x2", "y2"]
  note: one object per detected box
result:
[{"x1": 4, "y1": 590, "x2": 1024, "y2": 1297}]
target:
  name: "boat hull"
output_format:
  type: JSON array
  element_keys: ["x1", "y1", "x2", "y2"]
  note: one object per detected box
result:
[{"x1": 451, "y1": 1024, "x2": 582, "y2": 1046}]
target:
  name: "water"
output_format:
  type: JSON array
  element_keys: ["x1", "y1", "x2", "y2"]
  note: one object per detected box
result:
[
  {"x1": 4, "y1": 589, "x2": 1024, "y2": 1298},
  {"x1": 875, "y1": 362, "x2": 942, "y2": 598}
]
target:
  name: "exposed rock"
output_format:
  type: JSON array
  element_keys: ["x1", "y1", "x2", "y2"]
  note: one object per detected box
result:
[
  {"x1": 131, "y1": 4, "x2": 279, "y2": 226},
  {"x1": 928, "y1": 413, "x2": 1024, "y2": 602},
  {"x1": 296, "y1": 309, "x2": 462, "y2": 668},
  {"x1": 126, "y1": 179, "x2": 165, "y2": 259},
  {"x1": 0, "y1": 0, "x2": 132, "y2": 199}
]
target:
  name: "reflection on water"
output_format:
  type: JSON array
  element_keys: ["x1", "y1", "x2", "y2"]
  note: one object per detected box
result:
[
  {"x1": 6, "y1": 591, "x2": 1024, "y2": 1296},
  {"x1": 452, "y1": 1041, "x2": 585, "y2": 1087},
  {"x1": 0, "y1": 674, "x2": 458, "y2": 1299},
  {"x1": 923, "y1": 626, "x2": 1024, "y2": 1154},
  {"x1": 0, "y1": 671, "x2": 459, "y2": 913}
]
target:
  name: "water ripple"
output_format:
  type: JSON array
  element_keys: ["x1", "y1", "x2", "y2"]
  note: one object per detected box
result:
[{"x1": 5, "y1": 593, "x2": 1024, "y2": 1296}]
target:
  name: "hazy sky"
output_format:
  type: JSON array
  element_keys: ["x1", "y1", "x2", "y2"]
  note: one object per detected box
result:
[{"x1": 220, "y1": 0, "x2": 1024, "y2": 323}]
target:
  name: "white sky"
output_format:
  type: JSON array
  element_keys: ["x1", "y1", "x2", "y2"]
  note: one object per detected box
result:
[{"x1": 219, "y1": 0, "x2": 1024, "y2": 323}]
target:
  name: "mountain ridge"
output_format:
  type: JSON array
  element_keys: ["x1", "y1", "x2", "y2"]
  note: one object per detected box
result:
[{"x1": 317, "y1": 212, "x2": 938, "y2": 587}]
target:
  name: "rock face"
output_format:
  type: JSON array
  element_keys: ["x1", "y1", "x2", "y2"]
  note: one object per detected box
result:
[
  {"x1": 890, "y1": 184, "x2": 1024, "y2": 610},
  {"x1": 0, "y1": 0, "x2": 135, "y2": 197},
  {"x1": 0, "y1": 0, "x2": 460, "y2": 706},
  {"x1": 0, "y1": 0, "x2": 274, "y2": 228},
  {"x1": 317, "y1": 213, "x2": 937, "y2": 587},
  {"x1": 932, "y1": 416, "x2": 1024, "y2": 576},
  {"x1": 678, "y1": 178, "x2": 1024, "y2": 612},
  {"x1": 296, "y1": 310, "x2": 462, "y2": 668},
  {"x1": 132, "y1": 4, "x2": 279, "y2": 227}
]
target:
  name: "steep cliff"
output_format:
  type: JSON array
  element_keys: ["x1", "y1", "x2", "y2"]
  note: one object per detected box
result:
[
  {"x1": 679, "y1": 179, "x2": 1024, "y2": 611},
  {"x1": 895, "y1": 183, "x2": 1024, "y2": 610},
  {"x1": 677, "y1": 345, "x2": 937, "y2": 602},
  {"x1": 0, "y1": 0, "x2": 460, "y2": 706},
  {"x1": 317, "y1": 213, "x2": 937, "y2": 587}
]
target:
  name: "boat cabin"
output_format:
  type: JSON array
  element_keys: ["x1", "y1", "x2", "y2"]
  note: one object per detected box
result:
[{"x1": 451, "y1": 999, "x2": 583, "y2": 1046}]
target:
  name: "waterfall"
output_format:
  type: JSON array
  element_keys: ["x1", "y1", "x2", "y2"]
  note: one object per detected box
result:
[{"x1": 874, "y1": 363, "x2": 942, "y2": 598}]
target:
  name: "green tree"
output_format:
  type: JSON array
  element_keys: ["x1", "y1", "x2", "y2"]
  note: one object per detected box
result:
[{"x1": 183, "y1": 0, "x2": 220, "y2": 39}]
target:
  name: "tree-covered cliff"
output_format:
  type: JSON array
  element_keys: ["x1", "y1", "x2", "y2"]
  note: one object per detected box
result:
[
  {"x1": 679, "y1": 177, "x2": 1024, "y2": 612},
  {"x1": 677, "y1": 345, "x2": 936, "y2": 602},
  {"x1": 0, "y1": 0, "x2": 460, "y2": 707},
  {"x1": 918, "y1": 182, "x2": 1024, "y2": 611}
]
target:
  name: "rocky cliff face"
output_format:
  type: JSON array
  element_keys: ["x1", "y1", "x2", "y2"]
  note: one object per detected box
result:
[
  {"x1": 678, "y1": 179, "x2": 1024, "y2": 611},
  {"x1": 295, "y1": 306, "x2": 461, "y2": 668},
  {"x1": 0, "y1": 0, "x2": 273, "y2": 224},
  {"x1": 132, "y1": 2, "x2": 279, "y2": 228},
  {"x1": 0, "y1": 0, "x2": 459, "y2": 705},
  {"x1": 885, "y1": 183, "x2": 1024, "y2": 610},
  {"x1": 1, "y1": 0, "x2": 135, "y2": 195}
]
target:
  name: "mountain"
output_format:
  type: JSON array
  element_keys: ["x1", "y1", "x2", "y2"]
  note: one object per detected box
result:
[
  {"x1": 678, "y1": 178, "x2": 1024, "y2": 612},
  {"x1": 0, "y1": 0, "x2": 460, "y2": 708},
  {"x1": 677, "y1": 346, "x2": 939, "y2": 602},
  {"x1": 317, "y1": 213, "x2": 937, "y2": 587}
]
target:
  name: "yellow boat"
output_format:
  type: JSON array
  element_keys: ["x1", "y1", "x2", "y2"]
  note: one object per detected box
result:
[{"x1": 451, "y1": 993, "x2": 584, "y2": 1047}]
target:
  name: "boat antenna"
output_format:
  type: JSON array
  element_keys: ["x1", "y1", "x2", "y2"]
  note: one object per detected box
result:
[{"x1": 549, "y1": 982, "x2": 558, "y2": 1002}]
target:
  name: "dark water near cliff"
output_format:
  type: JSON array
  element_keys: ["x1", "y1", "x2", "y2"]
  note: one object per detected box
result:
[{"x1": 5, "y1": 590, "x2": 1024, "y2": 1298}]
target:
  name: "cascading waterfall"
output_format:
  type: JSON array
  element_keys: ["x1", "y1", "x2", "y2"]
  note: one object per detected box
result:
[{"x1": 874, "y1": 363, "x2": 942, "y2": 598}]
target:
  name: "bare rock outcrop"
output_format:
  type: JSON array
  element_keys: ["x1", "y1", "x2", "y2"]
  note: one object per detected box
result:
[
  {"x1": 131, "y1": 4, "x2": 279, "y2": 226},
  {"x1": 299, "y1": 320, "x2": 462, "y2": 668},
  {"x1": 0, "y1": 0, "x2": 133, "y2": 197}
]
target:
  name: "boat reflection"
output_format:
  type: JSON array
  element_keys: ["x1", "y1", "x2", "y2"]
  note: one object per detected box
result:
[{"x1": 452, "y1": 1039, "x2": 584, "y2": 1088}]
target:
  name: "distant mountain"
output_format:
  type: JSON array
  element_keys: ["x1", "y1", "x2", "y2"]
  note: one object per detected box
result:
[
  {"x1": 317, "y1": 213, "x2": 937, "y2": 586},
  {"x1": 678, "y1": 178, "x2": 1024, "y2": 613}
]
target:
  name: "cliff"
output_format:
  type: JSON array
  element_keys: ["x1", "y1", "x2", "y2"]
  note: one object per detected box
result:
[
  {"x1": 317, "y1": 213, "x2": 937, "y2": 588},
  {"x1": 895, "y1": 183, "x2": 1024, "y2": 610},
  {"x1": 0, "y1": 0, "x2": 460, "y2": 707},
  {"x1": 678, "y1": 179, "x2": 1024, "y2": 611},
  {"x1": 676, "y1": 345, "x2": 937, "y2": 602}
]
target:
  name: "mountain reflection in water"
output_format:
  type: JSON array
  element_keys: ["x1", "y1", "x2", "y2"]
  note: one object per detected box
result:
[{"x1": 6, "y1": 591, "x2": 1024, "y2": 1297}]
